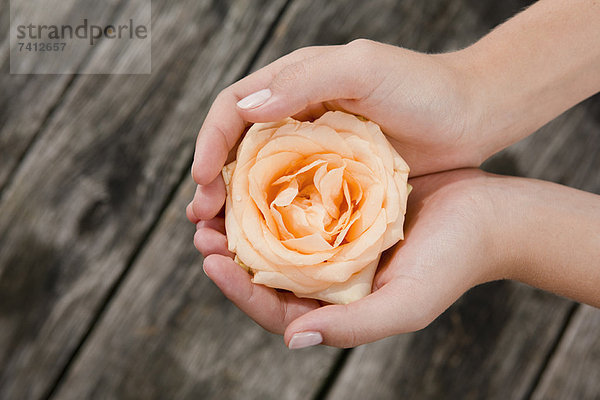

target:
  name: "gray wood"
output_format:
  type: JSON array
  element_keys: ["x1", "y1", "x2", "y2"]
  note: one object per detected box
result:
[
  {"x1": 1, "y1": 0, "x2": 598, "y2": 399},
  {"x1": 531, "y1": 305, "x2": 600, "y2": 400},
  {"x1": 274, "y1": 0, "x2": 600, "y2": 398},
  {"x1": 501, "y1": 97, "x2": 600, "y2": 194},
  {"x1": 0, "y1": 1, "x2": 290, "y2": 399},
  {"x1": 325, "y1": 94, "x2": 600, "y2": 400},
  {"x1": 328, "y1": 283, "x2": 571, "y2": 400},
  {"x1": 53, "y1": 179, "x2": 339, "y2": 400},
  {"x1": 252, "y1": 0, "x2": 534, "y2": 68},
  {"x1": 0, "y1": 0, "x2": 123, "y2": 192}
]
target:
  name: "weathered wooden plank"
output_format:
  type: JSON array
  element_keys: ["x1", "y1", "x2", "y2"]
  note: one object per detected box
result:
[
  {"x1": 293, "y1": 0, "x2": 600, "y2": 398},
  {"x1": 531, "y1": 305, "x2": 600, "y2": 400},
  {"x1": 52, "y1": 0, "x2": 600, "y2": 399},
  {"x1": 38, "y1": 0, "x2": 541, "y2": 398},
  {"x1": 503, "y1": 96, "x2": 600, "y2": 194},
  {"x1": 327, "y1": 283, "x2": 571, "y2": 400},
  {"x1": 325, "y1": 92, "x2": 600, "y2": 400},
  {"x1": 0, "y1": 0, "x2": 123, "y2": 192},
  {"x1": 0, "y1": 1, "x2": 291, "y2": 399},
  {"x1": 251, "y1": 0, "x2": 534, "y2": 66},
  {"x1": 52, "y1": 179, "x2": 339, "y2": 400}
]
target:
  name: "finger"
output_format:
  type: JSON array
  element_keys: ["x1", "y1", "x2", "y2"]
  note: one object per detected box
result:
[
  {"x1": 191, "y1": 176, "x2": 226, "y2": 221},
  {"x1": 284, "y1": 279, "x2": 432, "y2": 349},
  {"x1": 192, "y1": 46, "x2": 335, "y2": 186},
  {"x1": 235, "y1": 42, "x2": 378, "y2": 123},
  {"x1": 187, "y1": 201, "x2": 225, "y2": 225},
  {"x1": 203, "y1": 254, "x2": 319, "y2": 334},
  {"x1": 290, "y1": 102, "x2": 331, "y2": 121},
  {"x1": 194, "y1": 228, "x2": 232, "y2": 258},
  {"x1": 196, "y1": 216, "x2": 226, "y2": 234},
  {"x1": 186, "y1": 201, "x2": 199, "y2": 224}
]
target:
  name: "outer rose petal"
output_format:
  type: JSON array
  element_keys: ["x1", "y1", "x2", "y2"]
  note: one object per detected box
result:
[
  {"x1": 302, "y1": 257, "x2": 380, "y2": 304},
  {"x1": 222, "y1": 111, "x2": 410, "y2": 304}
]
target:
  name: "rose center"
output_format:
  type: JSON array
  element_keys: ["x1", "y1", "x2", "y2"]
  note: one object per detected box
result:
[{"x1": 267, "y1": 157, "x2": 363, "y2": 248}]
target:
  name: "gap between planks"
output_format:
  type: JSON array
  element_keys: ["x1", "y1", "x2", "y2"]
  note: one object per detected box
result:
[
  {"x1": 42, "y1": 1, "x2": 296, "y2": 398},
  {"x1": 0, "y1": 0, "x2": 130, "y2": 206},
  {"x1": 313, "y1": 348, "x2": 354, "y2": 400},
  {"x1": 523, "y1": 302, "x2": 580, "y2": 400}
]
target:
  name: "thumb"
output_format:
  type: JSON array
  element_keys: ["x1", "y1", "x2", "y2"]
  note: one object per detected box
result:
[
  {"x1": 283, "y1": 279, "x2": 435, "y2": 349},
  {"x1": 236, "y1": 41, "x2": 377, "y2": 122}
]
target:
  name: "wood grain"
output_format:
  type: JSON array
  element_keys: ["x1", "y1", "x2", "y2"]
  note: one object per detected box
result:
[
  {"x1": 258, "y1": 0, "x2": 600, "y2": 398},
  {"x1": 0, "y1": 0, "x2": 124, "y2": 193},
  {"x1": 1, "y1": 0, "x2": 598, "y2": 398},
  {"x1": 0, "y1": 0, "x2": 291, "y2": 398},
  {"x1": 325, "y1": 77, "x2": 600, "y2": 400},
  {"x1": 327, "y1": 283, "x2": 571, "y2": 400},
  {"x1": 531, "y1": 305, "x2": 600, "y2": 400},
  {"x1": 52, "y1": 180, "x2": 338, "y2": 400},
  {"x1": 252, "y1": 0, "x2": 533, "y2": 68},
  {"x1": 328, "y1": 88, "x2": 600, "y2": 400}
]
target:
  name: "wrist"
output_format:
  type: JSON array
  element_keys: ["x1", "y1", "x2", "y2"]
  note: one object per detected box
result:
[
  {"x1": 432, "y1": 50, "x2": 492, "y2": 167},
  {"x1": 440, "y1": 45, "x2": 532, "y2": 166},
  {"x1": 486, "y1": 175, "x2": 600, "y2": 306},
  {"x1": 446, "y1": 0, "x2": 600, "y2": 163},
  {"x1": 474, "y1": 173, "x2": 523, "y2": 282}
]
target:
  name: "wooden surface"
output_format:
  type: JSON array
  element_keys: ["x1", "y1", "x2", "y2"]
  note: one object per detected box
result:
[
  {"x1": 0, "y1": 0, "x2": 598, "y2": 399},
  {"x1": 532, "y1": 305, "x2": 600, "y2": 400}
]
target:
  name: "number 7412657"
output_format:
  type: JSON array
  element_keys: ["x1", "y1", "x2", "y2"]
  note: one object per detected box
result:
[{"x1": 18, "y1": 42, "x2": 66, "y2": 51}]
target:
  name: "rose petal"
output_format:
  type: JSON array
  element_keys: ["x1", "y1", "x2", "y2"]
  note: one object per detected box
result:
[
  {"x1": 235, "y1": 127, "x2": 277, "y2": 166},
  {"x1": 223, "y1": 111, "x2": 411, "y2": 305},
  {"x1": 248, "y1": 151, "x2": 303, "y2": 235},
  {"x1": 253, "y1": 270, "x2": 331, "y2": 294},
  {"x1": 315, "y1": 166, "x2": 344, "y2": 219},
  {"x1": 256, "y1": 135, "x2": 325, "y2": 161},
  {"x1": 272, "y1": 159, "x2": 326, "y2": 185},
  {"x1": 331, "y1": 209, "x2": 387, "y2": 261},
  {"x1": 381, "y1": 180, "x2": 410, "y2": 250},
  {"x1": 333, "y1": 210, "x2": 361, "y2": 247},
  {"x1": 282, "y1": 233, "x2": 334, "y2": 253},
  {"x1": 272, "y1": 178, "x2": 298, "y2": 207},
  {"x1": 346, "y1": 181, "x2": 385, "y2": 241},
  {"x1": 270, "y1": 204, "x2": 294, "y2": 240},
  {"x1": 242, "y1": 203, "x2": 338, "y2": 266},
  {"x1": 300, "y1": 257, "x2": 380, "y2": 304},
  {"x1": 297, "y1": 124, "x2": 354, "y2": 158}
]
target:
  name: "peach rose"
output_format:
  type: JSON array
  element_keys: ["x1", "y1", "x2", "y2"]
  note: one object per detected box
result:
[{"x1": 222, "y1": 111, "x2": 410, "y2": 304}]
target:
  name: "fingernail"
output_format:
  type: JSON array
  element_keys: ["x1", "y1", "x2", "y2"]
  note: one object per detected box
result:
[
  {"x1": 288, "y1": 331, "x2": 323, "y2": 350},
  {"x1": 236, "y1": 88, "x2": 272, "y2": 110},
  {"x1": 202, "y1": 259, "x2": 211, "y2": 277}
]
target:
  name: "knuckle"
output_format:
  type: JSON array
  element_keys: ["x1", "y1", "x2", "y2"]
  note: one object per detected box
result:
[
  {"x1": 345, "y1": 329, "x2": 360, "y2": 348},
  {"x1": 279, "y1": 296, "x2": 291, "y2": 326},
  {"x1": 191, "y1": 167, "x2": 205, "y2": 185},
  {"x1": 213, "y1": 88, "x2": 230, "y2": 106},
  {"x1": 272, "y1": 61, "x2": 308, "y2": 90},
  {"x1": 411, "y1": 305, "x2": 437, "y2": 332},
  {"x1": 287, "y1": 46, "x2": 311, "y2": 59},
  {"x1": 346, "y1": 38, "x2": 376, "y2": 56},
  {"x1": 411, "y1": 316, "x2": 432, "y2": 332}
]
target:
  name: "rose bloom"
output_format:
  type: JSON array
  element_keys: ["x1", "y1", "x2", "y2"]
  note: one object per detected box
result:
[{"x1": 222, "y1": 111, "x2": 410, "y2": 304}]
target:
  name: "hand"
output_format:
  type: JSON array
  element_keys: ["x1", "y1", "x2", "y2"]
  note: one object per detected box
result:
[
  {"x1": 187, "y1": 39, "x2": 484, "y2": 225},
  {"x1": 196, "y1": 169, "x2": 509, "y2": 348}
]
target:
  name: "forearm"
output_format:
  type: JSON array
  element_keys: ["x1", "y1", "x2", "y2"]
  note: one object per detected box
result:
[
  {"x1": 457, "y1": 0, "x2": 600, "y2": 158},
  {"x1": 494, "y1": 176, "x2": 600, "y2": 307}
]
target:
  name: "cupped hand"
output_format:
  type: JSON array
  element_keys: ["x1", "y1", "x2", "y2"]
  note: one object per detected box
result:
[
  {"x1": 195, "y1": 168, "x2": 511, "y2": 348},
  {"x1": 187, "y1": 39, "x2": 484, "y2": 224}
]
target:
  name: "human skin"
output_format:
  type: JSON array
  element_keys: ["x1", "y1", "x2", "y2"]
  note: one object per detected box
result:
[
  {"x1": 188, "y1": 0, "x2": 600, "y2": 348},
  {"x1": 196, "y1": 169, "x2": 600, "y2": 348}
]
